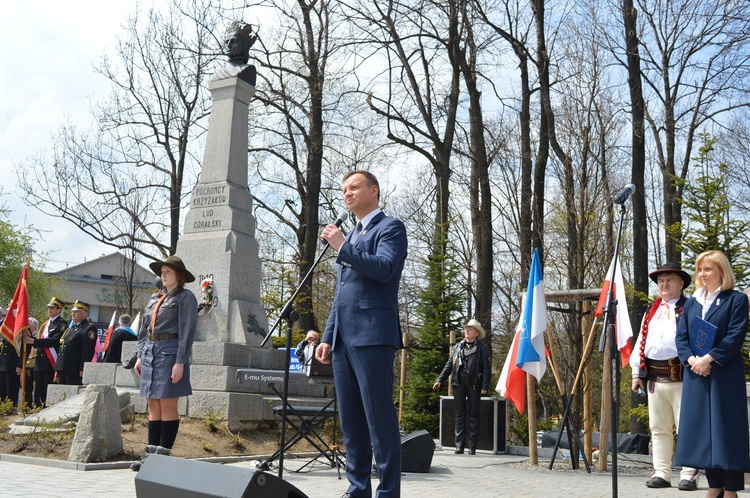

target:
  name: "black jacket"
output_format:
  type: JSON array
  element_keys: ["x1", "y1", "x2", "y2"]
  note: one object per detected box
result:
[
  {"x1": 436, "y1": 339, "x2": 492, "y2": 391},
  {"x1": 55, "y1": 319, "x2": 97, "y2": 373},
  {"x1": 0, "y1": 337, "x2": 20, "y2": 372},
  {"x1": 31, "y1": 315, "x2": 67, "y2": 372}
]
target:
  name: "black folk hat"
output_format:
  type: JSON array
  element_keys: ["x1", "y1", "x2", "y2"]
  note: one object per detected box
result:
[
  {"x1": 149, "y1": 255, "x2": 196, "y2": 283},
  {"x1": 649, "y1": 262, "x2": 691, "y2": 289}
]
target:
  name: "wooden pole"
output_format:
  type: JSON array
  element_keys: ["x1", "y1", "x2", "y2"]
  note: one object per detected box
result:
[
  {"x1": 20, "y1": 341, "x2": 27, "y2": 416},
  {"x1": 398, "y1": 332, "x2": 407, "y2": 423},
  {"x1": 581, "y1": 301, "x2": 593, "y2": 465},
  {"x1": 545, "y1": 326, "x2": 563, "y2": 396},
  {"x1": 527, "y1": 373, "x2": 538, "y2": 465}
]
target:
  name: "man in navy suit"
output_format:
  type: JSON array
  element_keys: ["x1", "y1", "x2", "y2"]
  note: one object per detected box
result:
[{"x1": 317, "y1": 170, "x2": 408, "y2": 498}]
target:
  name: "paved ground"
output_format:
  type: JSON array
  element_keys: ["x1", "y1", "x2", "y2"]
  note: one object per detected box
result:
[{"x1": 1, "y1": 446, "x2": 747, "y2": 497}]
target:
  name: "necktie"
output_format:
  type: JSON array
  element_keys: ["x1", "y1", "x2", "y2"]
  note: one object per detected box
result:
[
  {"x1": 149, "y1": 293, "x2": 168, "y2": 332},
  {"x1": 351, "y1": 222, "x2": 363, "y2": 244}
]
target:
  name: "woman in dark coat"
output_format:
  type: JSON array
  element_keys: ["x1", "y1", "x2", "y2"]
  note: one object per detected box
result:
[
  {"x1": 674, "y1": 250, "x2": 749, "y2": 498},
  {"x1": 433, "y1": 319, "x2": 492, "y2": 455},
  {"x1": 131, "y1": 255, "x2": 197, "y2": 471}
]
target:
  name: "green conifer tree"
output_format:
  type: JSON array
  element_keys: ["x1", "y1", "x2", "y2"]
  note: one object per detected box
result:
[
  {"x1": 401, "y1": 231, "x2": 464, "y2": 434},
  {"x1": 675, "y1": 132, "x2": 750, "y2": 287}
]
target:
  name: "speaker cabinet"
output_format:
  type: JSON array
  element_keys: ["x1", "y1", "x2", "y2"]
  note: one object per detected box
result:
[
  {"x1": 439, "y1": 396, "x2": 507, "y2": 454},
  {"x1": 135, "y1": 453, "x2": 309, "y2": 498},
  {"x1": 400, "y1": 429, "x2": 435, "y2": 473}
]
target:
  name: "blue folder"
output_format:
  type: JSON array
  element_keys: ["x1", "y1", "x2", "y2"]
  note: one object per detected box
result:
[{"x1": 690, "y1": 315, "x2": 717, "y2": 356}]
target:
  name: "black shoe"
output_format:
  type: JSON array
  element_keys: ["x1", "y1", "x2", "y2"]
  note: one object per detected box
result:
[
  {"x1": 468, "y1": 449, "x2": 476, "y2": 455},
  {"x1": 122, "y1": 355, "x2": 137, "y2": 369},
  {"x1": 454, "y1": 449, "x2": 464, "y2": 454},
  {"x1": 646, "y1": 476, "x2": 671, "y2": 488},
  {"x1": 677, "y1": 479, "x2": 698, "y2": 491},
  {"x1": 130, "y1": 461, "x2": 142, "y2": 471}
]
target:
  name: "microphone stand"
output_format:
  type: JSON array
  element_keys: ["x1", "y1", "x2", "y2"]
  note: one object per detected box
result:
[
  {"x1": 259, "y1": 239, "x2": 337, "y2": 478},
  {"x1": 598, "y1": 200, "x2": 628, "y2": 498},
  {"x1": 260, "y1": 242, "x2": 332, "y2": 348},
  {"x1": 276, "y1": 303, "x2": 298, "y2": 479}
]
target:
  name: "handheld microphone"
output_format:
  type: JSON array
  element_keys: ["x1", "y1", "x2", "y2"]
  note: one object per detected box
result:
[
  {"x1": 320, "y1": 211, "x2": 349, "y2": 245},
  {"x1": 613, "y1": 183, "x2": 636, "y2": 205}
]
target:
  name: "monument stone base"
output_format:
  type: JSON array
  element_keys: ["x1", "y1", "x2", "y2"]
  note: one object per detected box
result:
[{"x1": 59, "y1": 341, "x2": 332, "y2": 431}]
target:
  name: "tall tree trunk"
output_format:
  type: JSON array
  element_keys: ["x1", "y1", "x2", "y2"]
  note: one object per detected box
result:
[
  {"x1": 295, "y1": 0, "x2": 325, "y2": 333},
  {"x1": 622, "y1": 0, "x2": 648, "y2": 434},
  {"x1": 459, "y1": 0, "x2": 493, "y2": 347}
]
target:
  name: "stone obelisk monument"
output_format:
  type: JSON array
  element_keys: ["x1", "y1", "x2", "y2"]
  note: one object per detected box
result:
[
  {"x1": 177, "y1": 23, "x2": 268, "y2": 346},
  {"x1": 47, "y1": 24, "x2": 326, "y2": 432}
]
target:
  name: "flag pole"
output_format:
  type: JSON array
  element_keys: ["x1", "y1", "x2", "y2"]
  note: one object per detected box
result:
[
  {"x1": 527, "y1": 373, "x2": 538, "y2": 465},
  {"x1": 545, "y1": 326, "x2": 563, "y2": 395},
  {"x1": 20, "y1": 256, "x2": 31, "y2": 416},
  {"x1": 20, "y1": 341, "x2": 27, "y2": 416}
]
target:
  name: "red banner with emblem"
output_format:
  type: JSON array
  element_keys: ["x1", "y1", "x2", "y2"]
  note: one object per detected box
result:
[{"x1": 1, "y1": 265, "x2": 30, "y2": 354}]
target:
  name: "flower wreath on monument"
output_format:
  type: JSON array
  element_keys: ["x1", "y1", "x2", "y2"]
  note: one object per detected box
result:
[{"x1": 200, "y1": 278, "x2": 217, "y2": 314}]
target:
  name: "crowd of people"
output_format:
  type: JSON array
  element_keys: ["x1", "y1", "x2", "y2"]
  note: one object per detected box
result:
[
  {"x1": 0, "y1": 296, "x2": 140, "y2": 409},
  {"x1": 0, "y1": 169, "x2": 747, "y2": 498}
]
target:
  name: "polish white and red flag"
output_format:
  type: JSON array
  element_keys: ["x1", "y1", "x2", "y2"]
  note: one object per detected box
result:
[{"x1": 595, "y1": 255, "x2": 633, "y2": 367}]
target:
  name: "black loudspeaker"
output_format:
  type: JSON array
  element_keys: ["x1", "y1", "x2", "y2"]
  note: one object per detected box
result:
[
  {"x1": 440, "y1": 396, "x2": 507, "y2": 454},
  {"x1": 135, "y1": 453, "x2": 309, "y2": 498},
  {"x1": 400, "y1": 429, "x2": 435, "y2": 473}
]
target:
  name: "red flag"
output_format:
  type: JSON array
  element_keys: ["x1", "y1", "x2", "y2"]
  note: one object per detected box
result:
[
  {"x1": 102, "y1": 311, "x2": 118, "y2": 352},
  {"x1": 595, "y1": 256, "x2": 633, "y2": 367},
  {"x1": 1, "y1": 265, "x2": 30, "y2": 354},
  {"x1": 496, "y1": 316, "x2": 527, "y2": 413}
]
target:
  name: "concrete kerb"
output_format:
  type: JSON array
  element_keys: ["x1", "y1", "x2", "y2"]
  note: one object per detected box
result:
[{"x1": 0, "y1": 451, "x2": 313, "y2": 471}]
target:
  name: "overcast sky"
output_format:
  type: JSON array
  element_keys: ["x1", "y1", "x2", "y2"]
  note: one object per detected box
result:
[{"x1": 0, "y1": 1, "x2": 142, "y2": 272}]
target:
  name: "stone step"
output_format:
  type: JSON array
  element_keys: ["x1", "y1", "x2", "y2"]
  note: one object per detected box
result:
[
  {"x1": 82, "y1": 361, "x2": 326, "y2": 398},
  {"x1": 48, "y1": 341, "x2": 332, "y2": 431},
  {"x1": 120, "y1": 341, "x2": 287, "y2": 369}
]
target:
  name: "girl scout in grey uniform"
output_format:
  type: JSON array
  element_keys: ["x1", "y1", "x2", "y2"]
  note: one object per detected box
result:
[{"x1": 131, "y1": 255, "x2": 197, "y2": 471}]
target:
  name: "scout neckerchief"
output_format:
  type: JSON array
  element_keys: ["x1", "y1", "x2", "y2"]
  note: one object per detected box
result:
[{"x1": 149, "y1": 292, "x2": 169, "y2": 332}]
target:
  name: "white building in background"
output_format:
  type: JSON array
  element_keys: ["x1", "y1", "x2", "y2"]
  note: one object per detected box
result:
[{"x1": 51, "y1": 253, "x2": 156, "y2": 328}]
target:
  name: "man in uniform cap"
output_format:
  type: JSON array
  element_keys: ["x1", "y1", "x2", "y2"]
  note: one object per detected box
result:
[
  {"x1": 53, "y1": 300, "x2": 97, "y2": 385},
  {"x1": 24, "y1": 297, "x2": 68, "y2": 406}
]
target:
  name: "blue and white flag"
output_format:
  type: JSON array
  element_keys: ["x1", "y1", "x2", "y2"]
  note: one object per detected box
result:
[{"x1": 516, "y1": 248, "x2": 548, "y2": 381}]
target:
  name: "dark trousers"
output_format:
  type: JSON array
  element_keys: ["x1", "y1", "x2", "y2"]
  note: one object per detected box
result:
[
  {"x1": 705, "y1": 468, "x2": 745, "y2": 491},
  {"x1": 0, "y1": 371, "x2": 20, "y2": 406},
  {"x1": 453, "y1": 380, "x2": 481, "y2": 451},
  {"x1": 332, "y1": 342, "x2": 401, "y2": 498},
  {"x1": 58, "y1": 371, "x2": 82, "y2": 386},
  {"x1": 34, "y1": 370, "x2": 55, "y2": 407}
]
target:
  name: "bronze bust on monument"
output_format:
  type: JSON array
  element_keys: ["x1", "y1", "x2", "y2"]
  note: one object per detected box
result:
[{"x1": 213, "y1": 21, "x2": 257, "y2": 86}]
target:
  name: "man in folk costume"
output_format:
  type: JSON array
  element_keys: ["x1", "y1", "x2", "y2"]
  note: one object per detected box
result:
[
  {"x1": 630, "y1": 263, "x2": 699, "y2": 491},
  {"x1": 24, "y1": 298, "x2": 68, "y2": 406}
]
